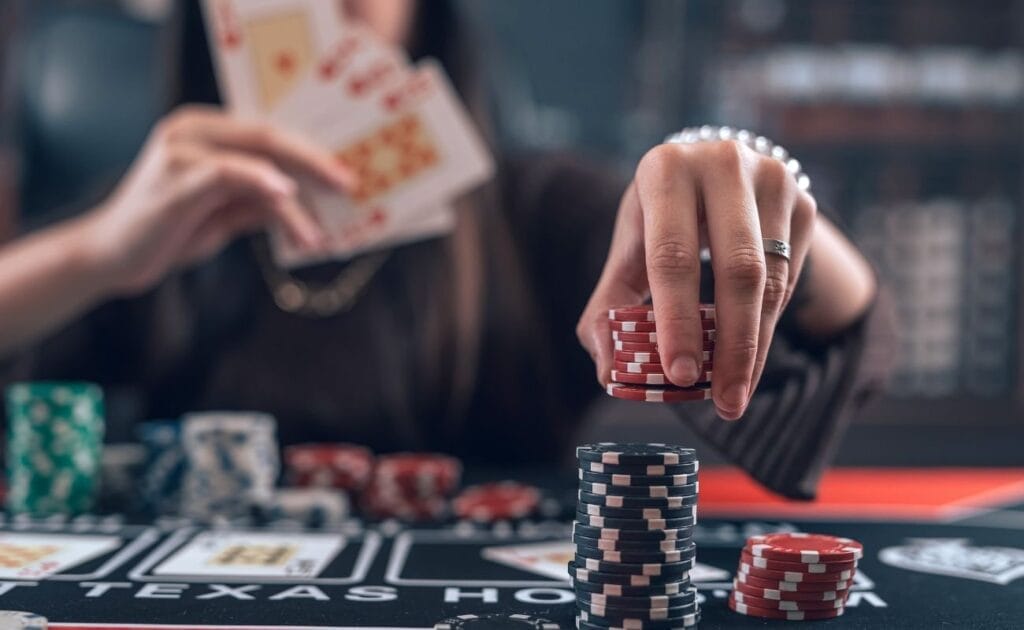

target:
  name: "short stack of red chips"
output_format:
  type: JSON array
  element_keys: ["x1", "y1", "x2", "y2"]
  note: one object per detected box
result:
[
  {"x1": 729, "y1": 532, "x2": 864, "y2": 621},
  {"x1": 359, "y1": 453, "x2": 462, "y2": 521},
  {"x1": 606, "y1": 304, "x2": 717, "y2": 403},
  {"x1": 283, "y1": 443, "x2": 374, "y2": 492},
  {"x1": 452, "y1": 481, "x2": 541, "y2": 522}
]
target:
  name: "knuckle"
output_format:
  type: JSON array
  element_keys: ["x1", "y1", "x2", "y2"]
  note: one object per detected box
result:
[
  {"x1": 637, "y1": 144, "x2": 688, "y2": 181},
  {"x1": 722, "y1": 245, "x2": 766, "y2": 290},
  {"x1": 648, "y1": 239, "x2": 701, "y2": 279},
  {"x1": 758, "y1": 157, "x2": 791, "y2": 195},
  {"x1": 794, "y1": 193, "x2": 818, "y2": 224},
  {"x1": 762, "y1": 266, "x2": 789, "y2": 312},
  {"x1": 724, "y1": 338, "x2": 759, "y2": 366},
  {"x1": 707, "y1": 140, "x2": 748, "y2": 175}
]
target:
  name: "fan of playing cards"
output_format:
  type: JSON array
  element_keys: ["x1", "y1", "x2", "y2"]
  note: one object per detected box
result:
[{"x1": 201, "y1": 0, "x2": 494, "y2": 267}]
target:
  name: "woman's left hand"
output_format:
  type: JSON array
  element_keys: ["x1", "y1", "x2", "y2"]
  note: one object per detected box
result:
[{"x1": 577, "y1": 138, "x2": 818, "y2": 420}]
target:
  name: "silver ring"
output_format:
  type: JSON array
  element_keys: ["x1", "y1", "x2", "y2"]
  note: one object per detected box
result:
[{"x1": 763, "y1": 238, "x2": 791, "y2": 261}]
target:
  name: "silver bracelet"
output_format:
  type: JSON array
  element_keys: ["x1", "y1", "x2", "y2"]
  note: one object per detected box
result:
[{"x1": 664, "y1": 125, "x2": 810, "y2": 192}]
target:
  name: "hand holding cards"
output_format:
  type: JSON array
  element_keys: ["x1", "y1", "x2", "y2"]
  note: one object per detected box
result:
[{"x1": 201, "y1": 0, "x2": 494, "y2": 266}]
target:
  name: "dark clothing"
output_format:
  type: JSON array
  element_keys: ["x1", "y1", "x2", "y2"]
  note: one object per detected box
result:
[{"x1": 4, "y1": 153, "x2": 894, "y2": 499}]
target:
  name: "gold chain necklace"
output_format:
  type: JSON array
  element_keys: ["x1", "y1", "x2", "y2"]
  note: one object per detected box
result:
[{"x1": 252, "y1": 240, "x2": 391, "y2": 318}]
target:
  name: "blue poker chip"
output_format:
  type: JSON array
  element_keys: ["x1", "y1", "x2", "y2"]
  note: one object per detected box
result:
[
  {"x1": 577, "y1": 444, "x2": 697, "y2": 466},
  {"x1": 578, "y1": 490, "x2": 698, "y2": 509},
  {"x1": 433, "y1": 614, "x2": 560, "y2": 629},
  {"x1": 579, "y1": 480, "x2": 698, "y2": 497},
  {"x1": 573, "y1": 522, "x2": 695, "y2": 542},
  {"x1": 571, "y1": 576, "x2": 690, "y2": 597},
  {"x1": 579, "y1": 470, "x2": 698, "y2": 487}
]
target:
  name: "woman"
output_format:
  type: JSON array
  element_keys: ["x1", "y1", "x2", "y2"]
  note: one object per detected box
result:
[{"x1": 0, "y1": 0, "x2": 886, "y2": 498}]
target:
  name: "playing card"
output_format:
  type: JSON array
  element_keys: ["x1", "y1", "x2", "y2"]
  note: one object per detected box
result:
[
  {"x1": 152, "y1": 531, "x2": 345, "y2": 579},
  {"x1": 482, "y1": 541, "x2": 575, "y2": 581},
  {"x1": 0, "y1": 532, "x2": 121, "y2": 579},
  {"x1": 201, "y1": 0, "x2": 344, "y2": 115}
]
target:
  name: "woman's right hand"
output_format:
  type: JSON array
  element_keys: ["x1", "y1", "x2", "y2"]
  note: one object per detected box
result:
[{"x1": 81, "y1": 105, "x2": 355, "y2": 295}]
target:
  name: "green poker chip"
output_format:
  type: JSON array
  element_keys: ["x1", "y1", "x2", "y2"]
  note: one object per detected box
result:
[{"x1": 5, "y1": 382, "x2": 104, "y2": 514}]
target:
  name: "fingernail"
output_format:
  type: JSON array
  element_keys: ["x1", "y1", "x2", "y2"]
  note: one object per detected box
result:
[
  {"x1": 670, "y1": 357, "x2": 699, "y2": 386},
  {"x1": 719, "y1": 383, "x2": 747, "y2": 416}
]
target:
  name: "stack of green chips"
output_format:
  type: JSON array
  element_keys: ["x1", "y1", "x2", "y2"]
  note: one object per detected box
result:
[{"x1": 5, "y1": 382, "x2": 105, "y2": 514}]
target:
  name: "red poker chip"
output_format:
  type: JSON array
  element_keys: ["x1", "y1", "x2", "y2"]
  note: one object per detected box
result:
[
  {"x1": 614, "y1": 357, "x2": 711, "y2": 374},
  {"x1": 608, "y1": 304, "x2": 715, "y2": 322},
  {"x1": 746, "y1": 533, "x2": 864, "y2": 563},
  {"x1": 613, "y1": 330, "x2": 716, "y2": 343},
  {"x1": 740, "y1": 549, "x2": 857, "y2": 574},
  {"x1": 728, "y1": 596, "x2": 845, "y2": 620},
  {"x1": 374, "y1": 453, "x2": 462, "y2": 496},
  {"x1": 732, "y1": 579, "x2": 850, "y2": 602},
  {"x1": 284, "y1": 443, "x2": 374, "y2": 490},
  {"x1": 738, "y1": 562, "x2": 854, "y2": 584},
  {"x1": 611, "y1": 370, "x2": 711, "y2": 386},
  {"x1": 606, "y1": 383, "x2": 712, "y2": 403},
  {"x1": 735, "y1": 571, "x2": 851, "y2": 592},
  {"x1": 732, "y1": 588, "x2": 847, "y2": 611},
  {"x1": 453, "y1": 481, "x2": 541, "y2": 522},
  {"x1": 614, "y1": 337, "x2": 715, "y2": 353},
  {"x1": 609, "y1": 319, "x2": 715, "y2": 333},
  {"x1": 613, "y1": 350, "x2": 714, "y2": 365}
]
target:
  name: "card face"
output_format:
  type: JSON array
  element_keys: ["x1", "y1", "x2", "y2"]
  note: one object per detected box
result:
[
  {"x1": 0, "y1": 532, "x2": 122, "y2": 579},
  {"x1": 152, "y1": 531, "x2": 344, "y2": 578},
  {"x1": 201, "y1": 0, "x2": 344, "y2": 115},
  {"x1": 482, "y1": 541, "x2": 576, "y2": 581}
]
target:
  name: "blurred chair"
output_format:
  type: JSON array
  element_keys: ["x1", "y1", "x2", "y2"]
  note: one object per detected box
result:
[{"x1": 7, "y1": 0, "x2": 165, "y2": 225}]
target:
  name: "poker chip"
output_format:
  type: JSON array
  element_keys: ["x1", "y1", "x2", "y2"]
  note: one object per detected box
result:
[
  {"x1": 732, "y1": 579, "x2": 848, "y2": 601},
  {"x1": 608, "y1": 304, "x2": 715, "y2": 322},
  {"x1": 575, "y1": 612, "x2": 701, "y2": 630},
  {"x1": 740, "y1": 548, "x2": 857, "y2": 573},
  {"x1": 453, "y1": 482, "x2": 540, "y2": 522},
  {"x1": 0, "y1": 611, "x2": 48, "y2": 630},
  {"x1": 579, "y1": 502, "x2": 697, "y2": 520},
  {"x1": 578, "y1": 490, "x2": 698, "y2": 509},
  {"x1": 738, "y1": 561, "x2": 854, "y2": 583},
  {"x1": 571, "y1": 576, "x2": 689, "y2": 597},
  {"x1": 573, "y1": 523, "x2": 696, "y2": 542},
  {"x1": 578, "y1": 609, "x2": 701, "y2": 628},
  {"x1": 613, "y1": 357, "x2": 711, "y2": 373},
  {"x1": 579, "y1": 460, "x2": 699, "y2": 476},
  {"x1": 283, "y1": 443, "x2": 374, "y2": 491},
  {"x1": 579, "y1": 481, "x2": 698, "y2": 497},
  {"x1": 736, "y1": 570, "x2": 851, "y2": 592},
  {"x1": 609, "y1": 319, "x2": 715, "y2": 333},
  {"x1": 613, "y1": 348, "x2": 712, "y2": 363},
  {"x1": 577, "y1": 444, "x2": 698, "y2": 466},
  {"x1": 136, "y1": 419, "x2": 186, "y2": 516},
  {"x1": 432, "y1": 613, "x2": 560, "y2": 629},
  {"x1": 577, "y1": 600, "x2": 700, "y2": 621},
  {"x1": 574, "y1": 554, "x2": 696, "y2": 576},
  {"x1": 728, "y1": 595, "x2": 845, "y2": 620},
  {"x1": 732, "y1": 589, "x2": 846, "y2": 611},
  {"x1": 610, "y1": 371, "x2": 712, "y2": 386},
  {"x1": 374, "y1": 453, "x2": 462, "y2": 497},
  {"x1": 576, "y1": 511, "x2": 697, "y2": 531},
  {"x1": 614, "y1": 332, "x2": 714, "y2": 353},
  {"x1": 576, "y1": 587, "x2": 697, "y2": 610},
  {"x1": 574, "y1": 534, "x2": 695, "y2": 552},
  {"x1": 579, "y1": 470, "x2": 699, "y2": 487},
  {"x1": 575, "y1": 543, "x2": 696, "y2": 565},
  {"x1": 4, "y1": 382, "x2": 105, "y2": 515},
  {"x1": 606, "y1": 383, "x2": 712, "y2": 403},
  {"x1": 569, "y1": 562, "x2": 689, "y2": 586},
  {"x1": 746, "y1": 532, "x2": 864, "y2": 563}
]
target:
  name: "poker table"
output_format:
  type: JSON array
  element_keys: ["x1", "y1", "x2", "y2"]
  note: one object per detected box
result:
[{"x1": 0, "y1": 468, "x2": 1021, "y2": 629}]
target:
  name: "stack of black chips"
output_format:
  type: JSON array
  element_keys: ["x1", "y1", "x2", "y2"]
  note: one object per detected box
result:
[{"x1": 569, "y1": 443, "x2": 701, "y2": 629}]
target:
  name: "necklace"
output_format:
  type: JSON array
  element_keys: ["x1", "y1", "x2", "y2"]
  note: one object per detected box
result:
[{"x1": 252, "y1": 239, "x2": 391, "y2": 318}]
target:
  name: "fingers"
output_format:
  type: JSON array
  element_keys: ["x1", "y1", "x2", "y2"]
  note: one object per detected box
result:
[
  {"x1": 577, "y1": 184, "x2": 648, "y2": 385},
  {"x1": 634, "y1": 145, "x2": 704, "y2": 387},
  {"x1": 162, "y1": 105, "x2": 356, "y2": 192},
  {"x1": 746, "y1": 158, "x2": 798, "y2": 400},
  {"x1": 178, "y1": 149, "x2": 323, "y2": 248},
  {"x1": 700, "y1": 142, "x2": 764, "y2": 420}
]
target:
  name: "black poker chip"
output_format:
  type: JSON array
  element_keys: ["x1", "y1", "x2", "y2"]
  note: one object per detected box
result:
[
  {"x1": 577, "y1": 503, "x2": 697, "y2": 520},
  {"x1": 578, "y1": 602, "x2": 701, "y2": 623},
  {"x1": 578, "y1": 490, "x2": 699, "y2": 509},
  {"x1": 579, "y1": 470, "x2": 698, "y2": 487},
  {"x1": 576, "y1": 587, "x2": 697, "y2": 610},
  {"x1": 576, "y1": 443, "x2": 697, "y2": 466},
  {"x1": 575, "y1": 541, "x2": 696, "y2": 565},
  {"x1": 569, "y1": 561, "x2": 686, "y2": 586},
  {"x1": 575, "y1": 609, "x2": 701, "y2": 629},
  {"x1": 578, "y1": 461, "x2": 700, "y2": 476},
  {"x1": 573, "y1": 533, "x2": 694, "y2": 552},
  {"x1": 570, "y1": 576, "x2": 691, "y2": 597},
  {"x1": 573, "y1": 554, "x2": 695, "y2": 575},
  {"x1": 432, "y1": 613, "x2": 561, "y2": 629},
  {"x1": 573, "y1": 523, "x2": 695, "y2": 542},
  {"x1": 575, "y1": 512, "x2": 697, "y2": 530},
  {"x1": 579, "y1": 481, "x2": 698, "y2": 497}
]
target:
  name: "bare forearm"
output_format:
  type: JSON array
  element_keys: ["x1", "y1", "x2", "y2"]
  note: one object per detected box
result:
[
  {"x1": 0, "y1": 214, "x2": 115, "y2": 358},
  {"x1": 793, "y1": 216, "x2": 877, "y2": 338}
]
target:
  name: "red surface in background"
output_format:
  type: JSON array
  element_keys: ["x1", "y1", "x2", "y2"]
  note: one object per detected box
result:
[{"x1": 699, "y1": 467, "x2": 1024, "y2": 520}]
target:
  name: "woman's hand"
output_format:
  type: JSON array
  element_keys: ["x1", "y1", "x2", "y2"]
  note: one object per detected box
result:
[
  {"x1": 82, "y1": 105, "x2": 355, "y2": 295},
  {"x1": 577, "y1": 139, "x2": 818, "y2": 420}
]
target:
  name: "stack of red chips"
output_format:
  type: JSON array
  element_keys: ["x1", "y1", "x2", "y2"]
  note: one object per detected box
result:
[
  {"x1": 730, "y1": 532, "x2": 864, "y2": 621},
  {"x1": 283, "y1": 443, "x2": 374, "y2": 492},
  {"x1": 359, "y1": 453, "x2": 462, "y2": 521}
]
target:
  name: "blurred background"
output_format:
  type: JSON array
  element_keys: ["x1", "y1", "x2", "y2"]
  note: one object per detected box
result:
[{"x1": 1, "y1": 0, "x2": 1022, "y2": 462}]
